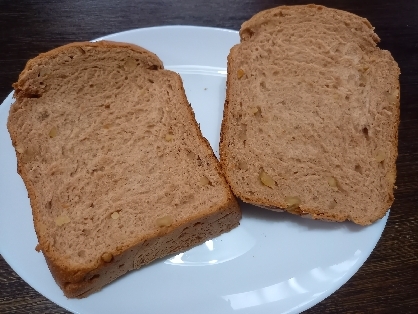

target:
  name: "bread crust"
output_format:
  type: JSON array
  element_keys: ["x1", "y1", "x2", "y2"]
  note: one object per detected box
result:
[
  {"x1": 51, "y1": 197, "x2": 240, "y2": 298},
  {"x1": 220, "y1": 5, "x2": 400, "y2": 225},
  {"x1": 8, "y1": 41, "x2": 241, "y2": 297}
]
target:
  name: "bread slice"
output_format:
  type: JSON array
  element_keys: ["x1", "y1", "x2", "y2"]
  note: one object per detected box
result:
[
  {"x1": 7, "y1": 41, "x2": 241, "y2": 298},
  {"x1": 220, "y1": 4, "x2": 400, "y2": 225}
]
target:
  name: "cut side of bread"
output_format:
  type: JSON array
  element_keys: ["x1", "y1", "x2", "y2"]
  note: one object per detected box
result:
[
  {"x1": 8, "y1": 41, "x2": 241, "y2": 298},
  {"x1": 220, "y1": 4, "x2": 400, "y2": 225}
]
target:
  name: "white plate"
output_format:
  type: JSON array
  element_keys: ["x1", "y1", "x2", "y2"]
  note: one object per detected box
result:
[{"x1": 0, "y1": 26, "x2": 388, "y2": 314}]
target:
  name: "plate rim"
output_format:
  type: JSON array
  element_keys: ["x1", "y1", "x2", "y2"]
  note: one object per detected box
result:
[{"x1": 92, "y1": 24, "x2": 239, "y2": 42}]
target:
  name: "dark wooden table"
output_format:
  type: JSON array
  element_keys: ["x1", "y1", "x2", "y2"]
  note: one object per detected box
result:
[{"x1": 1, "y1": 0, "x2": 417, "y2": 313}]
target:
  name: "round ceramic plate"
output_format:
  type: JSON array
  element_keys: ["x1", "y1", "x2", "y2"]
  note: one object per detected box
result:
[{"x1": 0, "y1": 26, "x2": 388, "y2": 314}]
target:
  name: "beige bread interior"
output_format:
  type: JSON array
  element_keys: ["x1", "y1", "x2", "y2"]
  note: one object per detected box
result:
[
  {"x1": 220, "y1": 4, "x2": 400, "y2": 225},
  {"x1": 8, "y1": 41, "x2": 241, "y2": 297}
]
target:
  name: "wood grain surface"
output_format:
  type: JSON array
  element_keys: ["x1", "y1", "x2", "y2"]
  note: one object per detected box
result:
[{"x1": 1, "y1": 0, "x2": 417, "y2": 313}]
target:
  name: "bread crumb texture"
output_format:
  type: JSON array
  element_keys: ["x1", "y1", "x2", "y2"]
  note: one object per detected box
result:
[
  {"x1": 8, "y1": 41, "x2": 240, "y2": 297},
  {"x1": 220, "y1": 5, "x2": 400, "y2": 225}
]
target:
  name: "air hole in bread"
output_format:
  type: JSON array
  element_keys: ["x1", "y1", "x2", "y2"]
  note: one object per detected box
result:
[
  {"x1": 260, "y1": 81, "x2": 267, "y2": 90},
  {"x1": 241, "y1": 28, "x2": 255, "y2": 40},
  {"x1": 82, "y1": 228, "x2": 91, "y2": 236},
  {"x1": 89, "y1": 84, "x2": 94, "y2": 88},
  {"x1": 118, "y1": 264, "x2": 124, "y2": 268},
  {"x1": 45, "y1": 200, "x2": 52, "y2": 209},
  {"x1": 148, "y1": 79, "x2": 154, "y2": 83},
  {"x1": 147, "y1": 64, "x2": 160, "y2": 70},
  {"x1": 197, "y1": 156, "x2": 203, "y2": 167},
  {"x1": 239, "y1": 124, "x2": 247, "y2": 145},
  {"x1": 39, "y1": 111, "x2": 49, "y2": 121},
  {"x1": 362, "y1": 127, "x2": 369, "y2": 139},
  {"x1": 78, "y1": 250, "x2": 86, "y2": 258},
  {"x1": 378, "y1": 160, "x2": 385, "y2": 169},
  {"x1": 88, "y1": 274, "x2": 100, "y2": 282},
  {"x1": 27, "y1": 93, "x2": 41, "y2": 98},
  {"x1": 354, "y1": 164, "x2": 363, "y2": 174},
  {"x1": 273, "y1": 11, "x2": 285, "y2": 17},
  {"x1": 234, "y1": 112, "x2": 243, "y2": 123}
]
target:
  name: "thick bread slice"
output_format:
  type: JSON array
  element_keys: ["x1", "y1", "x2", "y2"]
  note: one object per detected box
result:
[
  {"x1": 220, "y1": 4, "x2": 400, "y2": 225},
  {"x1": 8, "y1": 41, "x2": 241, "y2": 298}
]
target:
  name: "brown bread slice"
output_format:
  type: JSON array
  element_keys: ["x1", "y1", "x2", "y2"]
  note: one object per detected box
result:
[
  {"x1": 220, "y1": 4, "x2": 400, "y2": 225},
  {"x1": 7, "y1": 41, "x2": 241, "y2": 298}
]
